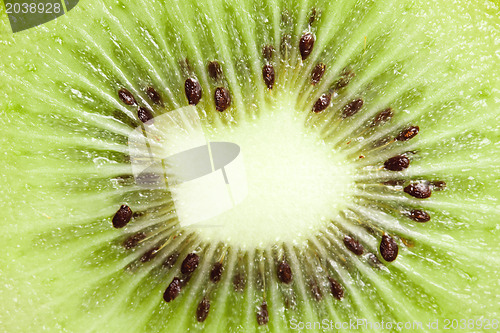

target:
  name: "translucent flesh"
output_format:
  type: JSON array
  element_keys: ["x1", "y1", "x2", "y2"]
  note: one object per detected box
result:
[{"x1": 0, "y1": 0, "x2": 499, "y2": 332}]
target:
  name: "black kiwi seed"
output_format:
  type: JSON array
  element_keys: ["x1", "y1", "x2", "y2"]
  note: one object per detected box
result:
[
  {"x1": 262, "y1": 45, "x2": 274, "y2": 61},
  {"x1": 328, "y1": 277, "x2": 344, "y2": 300},
  {"x1": 118, "y1": 88, "x2": 136, "y2": 106},
  {"x1": 312, "y1": 93, "x2": 332, "y2": 113},
  {"x1": 262, "y1": 64, "x2": 275, "y2": 90},
  {"x1": 181, "y1": 253, "x2": 200, "y2": 275},
  {"x1": 404, "y1": 182, "x2": 432, "y2": 199},
  {"x1": 256, "y1": 302, "x2": 269, "y2": 325},
  {"x1": 123, "y1": 232, "x2": 146, "y2": 249},
  {"x1": 163, "y1": 277, "x2": 182, "y2": 302},
  {"x1": 409, "y1": 209, "x2": 431, "y2": 222},
  {"x1": 146, "y1": 86, "x2": 162, "y2": 105},
  {"x1": 210, "y1": 262, "x2": 223, "y2": 283},
  {"x1": 208, "y1": 61, "x2": 223, "y2": 81},
  {"x1": 140, "y1": 246, "x2": 160, "y2": 262},
  {"x1": 309, "y1": 279, "x2": 322, "y2": 301},
  {"x1": 163, "y1": 252, "x2": 179, "y2": 268},
  {"x1": 311, "y1": 63, "x2": 326, "y2": 85},
  {"x1": 277, "y1": 260, "x2": 293, "y2": 284},
  {"x1": 299, "y1": 32, "x2": 315, "y2": 60},
  {"x1": 431, "y1": 180, "x2": 447, "y2": 190},
  {"x1": 137, "y1": 106, "x2": 154, "y2": 123},
  {"x1": 343, "y1": 235, "x2": 364, "y2": 255},
  {"x1": 196, "y1": 298, "x2": 211, "y2": 322},
  {"x1": 233, "y1": 273, "x2": 246, "y2": 292},
  {"x1": 384, "y1": 155, "x2": 410, "y2": 171},
  {"x1": 214, "y1": 87, "x2": 231, "y2": 112},
  {"x1": 184, "y1": 78, "x2": 202, "y2": 105},
  {"x1": 395, "y1": 125, "x2": 420, "y2": 141},
  {"x1": 380, "y1": 235, "x2": 399, "y2": 262},
  {"x1": 371, "y1": 108, "x2": 393, "y2": 127},
  {"x1": 341, "y1": 98, "x2": 364, "y2": 118},
  {"x1": 112, "y1": 204, "x2": 133, "y2": 228}
]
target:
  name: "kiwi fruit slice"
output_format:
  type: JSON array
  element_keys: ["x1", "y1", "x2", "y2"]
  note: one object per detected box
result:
[{"x1": 1, "y1": 0, "x2": 499, "y2": 331}]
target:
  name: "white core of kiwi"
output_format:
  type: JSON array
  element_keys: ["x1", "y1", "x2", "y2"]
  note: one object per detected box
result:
[{"x1": 168, "y1": 97, "x2": 355, "y2": 247}]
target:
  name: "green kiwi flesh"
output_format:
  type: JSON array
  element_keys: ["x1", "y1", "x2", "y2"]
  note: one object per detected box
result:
[{"x1": 0, "y1": 0, "x2": 499, "y2": 332}]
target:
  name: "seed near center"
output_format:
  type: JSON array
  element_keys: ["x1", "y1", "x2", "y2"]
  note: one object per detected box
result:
[{"x1": 195, "y1": 100, "x2": 354, "y2": 248}]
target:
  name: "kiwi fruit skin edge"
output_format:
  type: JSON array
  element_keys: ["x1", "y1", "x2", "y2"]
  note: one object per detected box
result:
[{"x1": 0, "y1": 0, "x2": 499, "y2": 332}]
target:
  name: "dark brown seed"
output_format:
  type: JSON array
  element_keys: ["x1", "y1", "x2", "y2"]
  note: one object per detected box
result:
[
  {"x1": 196, "y1": 298, "x2": 210, "y2": 322},
  {"x1": 214, "y1": 87, "x2": 231, "y2": 112},
  {"x1": 343, "y1": 236, "x2": 364, "y2": 255},
  {"x1": 312, "y1": 93, "x2": 331, "y2": 113},
  {"x1": 163, "y1": 277, "x2": 181, "y2": 302},
  {"x1": 137, "y1": 106, "x2": 154, "y2": 123},
  {"x1": 409, "y1": 209, "x2": 431, "y2": 222},
  {"x1": 181, "y1": 253, "x2": 199, "y2": 275},
  {"x1": 146, "y1": 86, "x2": 162, "y2": 105},
  {"x1": 262, "y1": 45, "x2": 275, "y2": 61},
  {"x1": 140, "y1": 246, "x2": 160, "y2": 262},
  {"x1": 118, "y1": 88, "x2": 136, "y2": 106},
  {"x1": 112, "y1": 204, "x2": 133, "y2": 228},
  {"x1": 233, "y1": 273, "x2": 246, "y2": 292},
  {"x1": 262, "y1": 64, "x2": 275, "y2": 89},
  {"x1": 342, "y1": 98, "x2": 364, "y2": 118},
  {"x1": 256, "y1": 302, "x2": 269, "y2": 325},
  {"x1": 395, "y1": 125, "x2": 419, "y2": 141},
  {"x1": 163, "y1": 252, "x2": 179, "y2": 268},
  {"x1": 184, "y1": 78, "x2": 202, "y2": 105},
  {"x1": 277, "y1": 261, "x2": 293, "y2": 284},
  {"x1": 309, "y1": 8, "x2": 317, "y2": 24},
  {"x1": 404, "y1": 182, "x2": 432, "y2": 199},
  {"x1": 309, "y1": 279, "x2": 322, "y2": 301},
  {"x1": 123, "y1": 232, "x2": 146, "y2": 249},
  {"x1": 299, "y1": 33, "x2": 315, "y2": 60},
  {"x1": 380, "y1": 235, "x2": 399, "y2": 262},
  {"x1": 208, "y1": 61, "x2": 223, "y2": 80},
  {"x1": 311, "y1": 63, "x2": 326, "y2": 85},
  {"x1": 371, "y1": 108, "x2": 393, "y2": 127},
  {"x1": 384, "y1": 155, "x2": 410, "y2": 171},
  {"x1": 328, "y1": 277, "x2": 344, "y2": 300},
  {"x1": 210, "y1": 262, "x2": 223, "y2": 283},
  {"x1": 431, "y1": 180, "x2": 447, "y2": 191}
]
